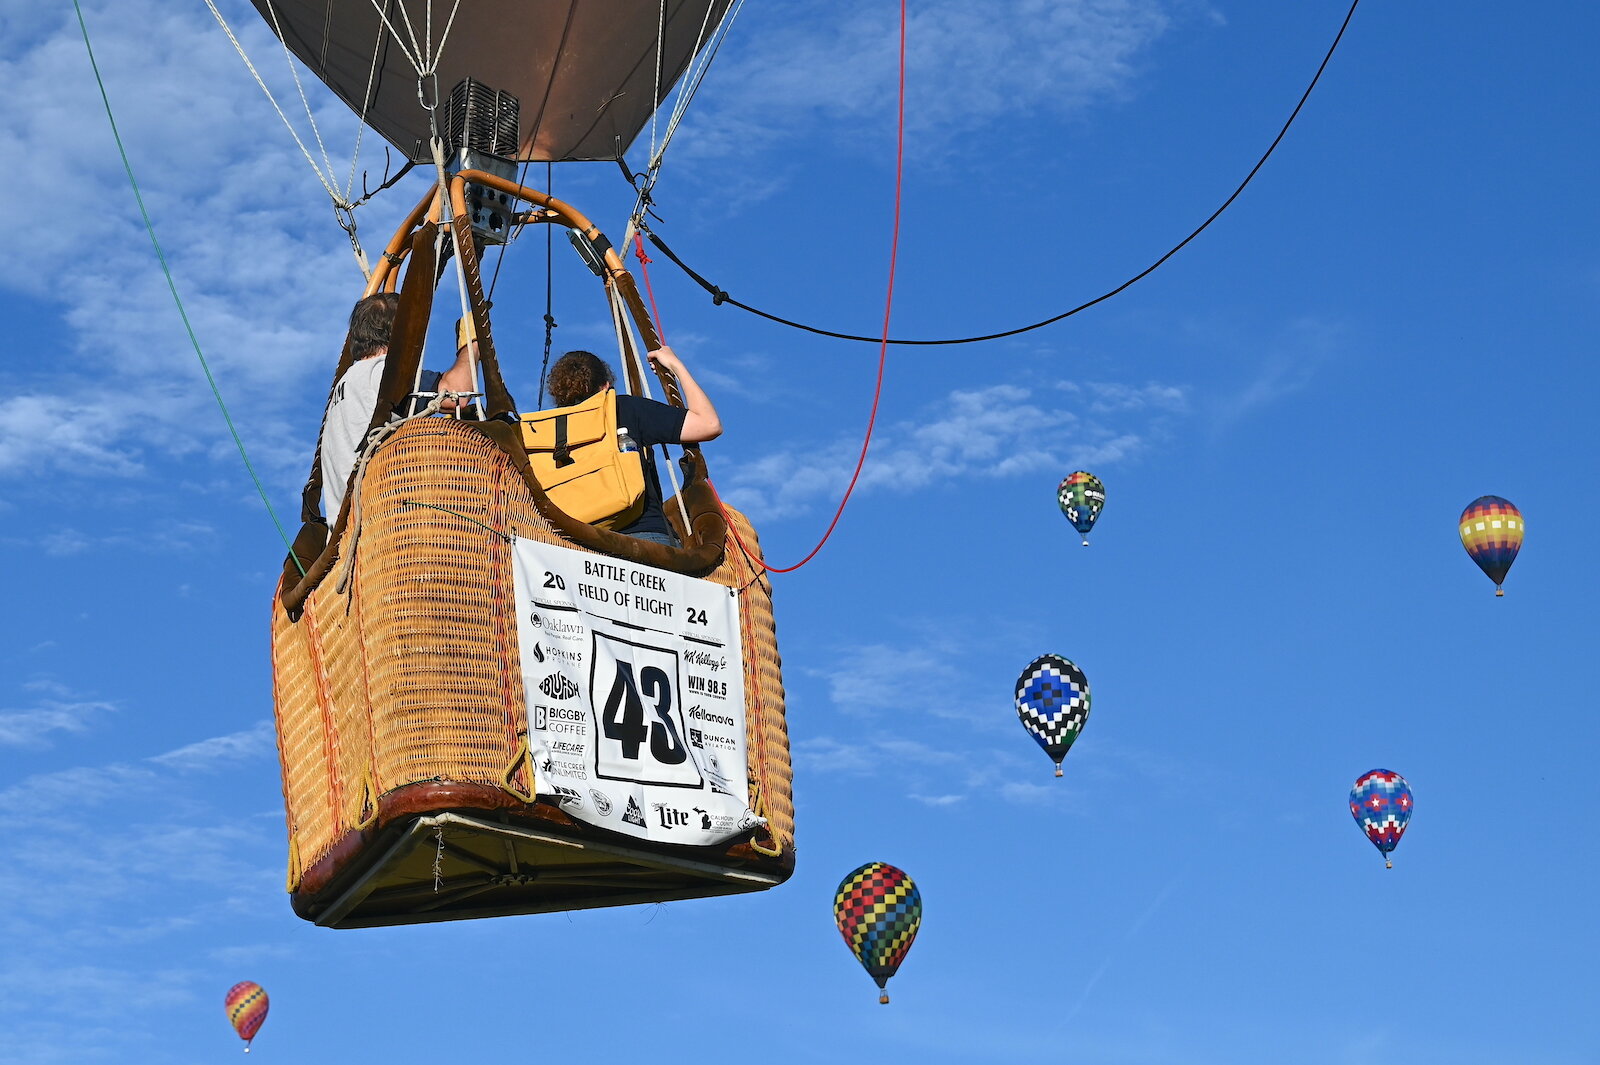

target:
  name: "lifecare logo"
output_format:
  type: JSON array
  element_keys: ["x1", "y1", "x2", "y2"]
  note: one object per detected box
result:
[{"x1": 538, "y1": 673, "x2": 579, "y2": 700}]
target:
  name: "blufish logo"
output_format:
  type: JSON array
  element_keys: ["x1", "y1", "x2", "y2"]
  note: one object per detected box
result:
[{"x1": 539, "y1": 673, "x2": 579, "y2": 700}]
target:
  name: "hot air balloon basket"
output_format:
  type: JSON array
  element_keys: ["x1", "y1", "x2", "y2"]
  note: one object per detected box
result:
[{"x1": 271, "y1": 419, "x2": 794, "y2": 927}]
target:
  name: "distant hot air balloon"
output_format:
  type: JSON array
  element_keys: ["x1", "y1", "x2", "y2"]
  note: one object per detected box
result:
[
  {"x1": 1057, "y1": 471, "x2": 1106, "y2": 546},
  {"x1": 1014, "y1": 654, "x2": 1092, "y2": 777},
  {"x1": 834, "y1": 862, "x2": 922, "y2": 1004},
  {"x1": 224, "y1": 981, "x2": 269, "y2": 1052},
  {"x1": 1459, "y1": 496, "x2": 1523, "y2": 596},
  {"x1": 1350, "y1": 770, "x2": 1413, "y2": 869}
]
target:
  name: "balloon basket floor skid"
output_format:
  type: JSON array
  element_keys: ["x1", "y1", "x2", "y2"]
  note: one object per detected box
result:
[{"x1": 294, "y1": 811, "x2": 786, "y2": 928}]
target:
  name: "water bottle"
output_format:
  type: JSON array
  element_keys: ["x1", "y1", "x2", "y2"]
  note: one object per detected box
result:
[{"x1": 617, "y1": 428, "x2": 639, "y2": 453}]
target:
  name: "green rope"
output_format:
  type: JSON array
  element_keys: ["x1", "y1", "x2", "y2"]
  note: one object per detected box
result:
[
  {"x1": 400, "y1": 500, "x2": 512, "y2": 543},
  {"x1": 72, "y1": 0, "x2": 305, "y2": 576}
]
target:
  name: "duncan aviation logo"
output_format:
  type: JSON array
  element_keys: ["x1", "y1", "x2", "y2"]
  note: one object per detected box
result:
[
  {"x1": 538, "y1": 673, "x2": 579, "y2": 700},
  {"x1": 589, "y1": 789, "x2": 613, "y2": 816},
  {"x1": 622, "y1": 795, "x2": 646, "y2": 828}
]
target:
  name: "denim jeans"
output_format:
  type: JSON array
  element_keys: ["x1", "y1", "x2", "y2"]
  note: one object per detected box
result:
[{"x1": 630, "y1": 529, "x2": 680, "y2": 548}]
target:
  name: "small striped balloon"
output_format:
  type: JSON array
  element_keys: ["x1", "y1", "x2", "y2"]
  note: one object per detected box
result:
[
  {"x1": 834, "y1": 862, "x2": 922, "y2": 1003},
  {"x1": 224, "y1": 981, "x2": 269, "y2": 1051}
]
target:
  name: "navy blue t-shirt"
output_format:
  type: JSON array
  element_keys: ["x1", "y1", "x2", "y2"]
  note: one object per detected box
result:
[{"x1": 614, "y1": 393, "x2": 688, "y2": 538}]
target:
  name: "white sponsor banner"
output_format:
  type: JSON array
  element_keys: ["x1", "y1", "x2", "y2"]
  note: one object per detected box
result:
[{"x1": 511, "y1": 536, "x2": 762, "y2": 847}]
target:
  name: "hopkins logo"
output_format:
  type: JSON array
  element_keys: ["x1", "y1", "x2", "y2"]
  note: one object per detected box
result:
[
  {"x1": 652, "y1": 803, "x2": 691, "y2": 829},
  {"x1": 589, "y1": 789, "x2": 613, "y2": 816},
  {"x1": 528, "y1": 641, "x2": 546, "y2": 664},
  {"x1": 622, "y1": 795, "x2": 646, "y2": 827},
  {"x1": 539, "y1": 673, "x2": 579, "y2": 700}
]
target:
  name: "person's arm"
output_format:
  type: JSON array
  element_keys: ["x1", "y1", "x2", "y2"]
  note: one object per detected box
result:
[
  {"x1": 648, "y1": 346, "x2": 722, "y2": 442},
  {"x1": 436, "y1": 341, "x2": 480, "y2": 412}
]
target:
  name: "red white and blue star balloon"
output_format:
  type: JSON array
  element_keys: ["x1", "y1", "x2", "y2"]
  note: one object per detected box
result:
[{"x1": 1350, "y1": 769, "x2": 1413, "y2": 869}]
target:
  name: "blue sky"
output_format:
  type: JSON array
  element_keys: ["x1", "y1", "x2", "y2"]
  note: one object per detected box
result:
[{"x1": 2, "y1": 0, "x2": 1597, "y2": 1061}]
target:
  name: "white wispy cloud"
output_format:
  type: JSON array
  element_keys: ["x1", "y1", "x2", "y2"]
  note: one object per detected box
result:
[
  {"x1": 1208, "y1": 315, "x2": 1343, "y2": 430},
  {"x1": 679, "y1": 0, "x2": 1174, "y2": 163},
  {"x1": 0, "y1": 721, "x2": 276, "y2": 816},
  {"x1": 0, "y1": 1, "x2": 400, "y2": 500},
  {"x1": 0, "y1": 698, "x2": 115, "y2": 748},
  {"x1": 148, "y1": 720, "x2": 274, "y2": 772},
  {"x1": 720, "y1": 378, "x2": 1185, "y2": 520}
]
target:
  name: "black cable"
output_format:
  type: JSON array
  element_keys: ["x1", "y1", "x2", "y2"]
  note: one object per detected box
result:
[
  {"x1": 647, "y1": 0, "x2": 1362, "y2": 347},
  {"x1": 537, "y1": 160, "x2": 557, "y2": 407}
]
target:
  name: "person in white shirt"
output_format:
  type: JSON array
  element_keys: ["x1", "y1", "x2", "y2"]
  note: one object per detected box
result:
[{"x1": 318, "y1": 293, "x2": 478, "y2": 520}]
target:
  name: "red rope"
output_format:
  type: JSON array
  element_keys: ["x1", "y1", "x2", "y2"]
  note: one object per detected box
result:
[{"x1": 632, "y1": 0, "x2": 907, "y2": 574}]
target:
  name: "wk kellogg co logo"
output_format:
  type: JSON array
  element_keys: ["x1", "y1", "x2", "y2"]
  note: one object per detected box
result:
[{"x1": 538, "y1": 673, "x2": 579, "y2": 700}]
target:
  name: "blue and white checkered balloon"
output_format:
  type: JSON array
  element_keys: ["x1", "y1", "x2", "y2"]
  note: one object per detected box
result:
[{"x1": 1014, "y1": 653, "x2": 1092, "y2": 776}]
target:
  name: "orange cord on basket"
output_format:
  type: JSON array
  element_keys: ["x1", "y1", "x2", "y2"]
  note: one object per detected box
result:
[{"x1": 631, "y1": 0, "x2": 907, "y2": 574}]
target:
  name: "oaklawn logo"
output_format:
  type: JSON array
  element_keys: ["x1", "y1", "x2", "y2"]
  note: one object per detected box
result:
[{"x1": 539, "y1": 672, "x2": 580, "y2": 700}]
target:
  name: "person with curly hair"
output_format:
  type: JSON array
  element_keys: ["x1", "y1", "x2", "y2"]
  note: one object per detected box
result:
[{"x1": 544, "y1": 346, "x2": 722, "y2": 546}]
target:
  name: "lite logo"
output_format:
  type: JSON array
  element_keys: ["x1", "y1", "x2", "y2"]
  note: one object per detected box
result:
[{"x1": 653, "y1": 804, "x2": 690, "y2": 829}]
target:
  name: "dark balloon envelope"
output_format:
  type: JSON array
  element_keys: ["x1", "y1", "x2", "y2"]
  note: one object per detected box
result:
[
  {"x1": 834, "y1": 862, "x2": 922, "y2": 1004},
  {"x1": 251, "y1": 0, "x2": 736, "y2": 162},
  {"x1": 1014, "y1": 654, "x2": 1092, "y2": 777}
]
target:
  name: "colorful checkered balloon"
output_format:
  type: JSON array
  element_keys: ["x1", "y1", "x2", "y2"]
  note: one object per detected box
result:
[
  {"x1": 224, "y1": 981, "x2": 269, "y2": 1051},
  {"x1": 1057, "y1": 471, "x2": 1106, "y2": 546},
  {"x1": 1459, "y1": 495, "x2": 1523, "y2": 596},
  {"x1": 834, "y1": 862, "x2": 922, "y2": 1004},
  {"x1": 1350, "y1": 769, "x2": 1413, "y2": 869},
  {"x1": 1015, "y1": 653, "x2": 1092, "y2": 777}
]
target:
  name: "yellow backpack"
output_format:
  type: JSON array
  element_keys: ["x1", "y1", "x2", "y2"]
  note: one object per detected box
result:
[{"x1": 518, "y1": 389, "x2": 647, "y2": 530}]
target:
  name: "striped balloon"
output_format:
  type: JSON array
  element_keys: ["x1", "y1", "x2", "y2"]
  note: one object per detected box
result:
[
  {"x1": 1459, "y1": 495, "x2": 1523, "y2": 596},
  {"x1": 1057, "y1": 471, "x2": 1106, "y2": 546},
  {"x1": 224, "y1": 981, "x2": 269, "y2": 1051},
  {"x1": 834, "y1": 862, "x2": 922, "y2": 1004},
  {"x1": 1350, "y1": 770, "x2": 1413, "y2": 869}
]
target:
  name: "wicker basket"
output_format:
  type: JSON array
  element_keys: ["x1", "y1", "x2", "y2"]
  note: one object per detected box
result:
[{"x1": 271, "y1": 418, "x2": 793, "y2": 927}]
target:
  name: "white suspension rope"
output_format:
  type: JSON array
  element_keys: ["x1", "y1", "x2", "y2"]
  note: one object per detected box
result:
[
  {"x1": 620, "y1": 0, "x2": 745, "y2": 252},
  {"x1": 203, "y1": 0, "x2": 344, "y2": 204},
  {"x1": 606, "y1": 282, "x2": 693, "y2": 539},
  {"x1": 648, "y1": 0, "x2": 667, "y2": 165},
  {"x1": 606, "y1": 280, "x2": 649, "y2": 400},
  {"x1": 344, "y1": 1, "x2": 394, "y2": 202},
  {"x1": 261, "y1": 0, "x2": 342, "y2": 195}
]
